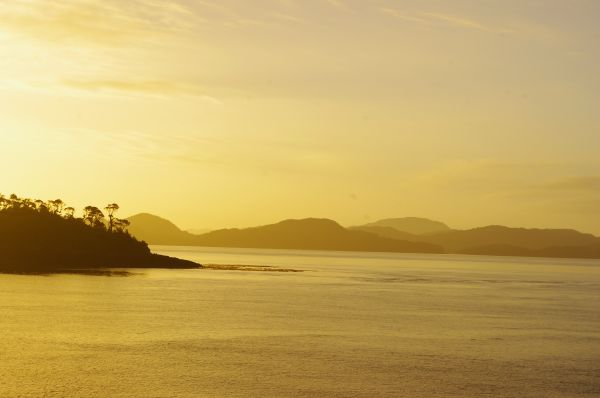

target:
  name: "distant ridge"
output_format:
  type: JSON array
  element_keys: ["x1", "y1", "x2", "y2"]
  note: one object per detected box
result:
[
  {"x1": 127, "y1": 213, "x2": 600, "y2": 260},
  {"x1": 192, "y1": 218, "x2": 443, "y2": 253},
  {"x1": 127, "y1": 213, "x2": 196, "y2": 245},
  {"x1": 427, "y1": 225, "x2": 600, "y2": 252},
  {"x1": 360, "y1": 217, "x2": 451, "y2": 235},
  {"x1": 127, "y1": 214, "x2": 443, "y2": 254},
  {"x1": 349, "y1": 225, "x2": 424, "y2": 242}
]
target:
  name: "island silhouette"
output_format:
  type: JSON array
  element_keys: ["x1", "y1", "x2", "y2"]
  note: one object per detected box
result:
[{"x1": 0, "y1": 194, "x2": 200, "y2": 273}]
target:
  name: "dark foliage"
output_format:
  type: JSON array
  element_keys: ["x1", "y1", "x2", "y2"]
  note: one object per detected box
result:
[{"x1": 0, "y1": 194, "x2": 200, "y2": 273}]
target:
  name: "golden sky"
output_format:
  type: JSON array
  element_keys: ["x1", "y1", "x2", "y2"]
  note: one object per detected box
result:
[{"x1": 1, "y1": 0, "x2": 599, "y2": 233}]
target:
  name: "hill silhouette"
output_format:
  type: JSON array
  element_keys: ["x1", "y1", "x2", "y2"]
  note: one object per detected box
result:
[
  {"x1": 426, "y1": 225, "x2": 600, "y2": 253},
  {"x1": 357, "y1": 222, "x2": 600, "y2": 259},
  {"x1": 349, "y1": 225, "x2": 424, "y2": 242},
  {"x1": 360, "y1": 217, "x2": 451, "y2": 235},
  {"x1": 127, "y1": 214, "x2": 443, "y2": 254},
  {"x1": 127, "y1": 213, "x2": 196, "y2": 245},
  {"x1": 128, "y1": 213, "x2": 600, "y2": 260},
  {"x1": 193, "y1": 218, "x2": 443, "y2": 253},
  {"x1": 459, "y1": 242, "x2": 600, "y2": 259},
  {"x1": 0, "y1": 195, "x2": 200, "y2": 273}
]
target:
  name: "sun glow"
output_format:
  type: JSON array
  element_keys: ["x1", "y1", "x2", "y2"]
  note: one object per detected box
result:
[{"x1": 1, "y1": 0, "x2": 599, "y2": 232}]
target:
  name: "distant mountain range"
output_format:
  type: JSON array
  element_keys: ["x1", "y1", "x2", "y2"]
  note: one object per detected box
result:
[
  {"x1": 359, "y1": 217, "x2": 451, "y2": 235},
  {"x1": 127, "y1": 214, "x2": 600, "y2": 260},
  {"x1": 127, "y1": 214, "x2": 443, "y2": 254}
]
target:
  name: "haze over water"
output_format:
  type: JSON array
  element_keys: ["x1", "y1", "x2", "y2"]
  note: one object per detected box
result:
[{"x1": 1, "y1": 247, "x2": 599, "y2": 397}]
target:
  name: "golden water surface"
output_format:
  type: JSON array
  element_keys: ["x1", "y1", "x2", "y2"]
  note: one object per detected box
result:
[{"x1": 1, "y1": 247, "x2": 599, "y2": 397}]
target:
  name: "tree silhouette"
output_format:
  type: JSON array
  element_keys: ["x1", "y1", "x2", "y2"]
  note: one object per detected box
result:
[
  {"x1": 2, "y1": 194, "x2": 131, "y2": 233},
  {"x1": 113, "y1": 218, "x2": 131, "y2": 233},
  {"x1": 105, "y1": 203, "x2": 120, "y2": 232},
  {"x1": 34, "y1": 199, "x2": 46, "y2": 211},
  {"x1": 49, "y1": 199, "x2": 65, "y2": 215},
  {"x1": 20, "y1": 198, "x2": 35, "y2": 210},
  {"x1": 83, "y1": 206, "x2": 105, "y2": 228},
  {"x1": 64, "y1": 207, "x2": 75, "y2": 219}
]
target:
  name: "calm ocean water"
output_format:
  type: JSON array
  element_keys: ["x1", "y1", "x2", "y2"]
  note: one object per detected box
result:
[{"x1": 1, "y1": 246, "x2": 599, "y2": 397}]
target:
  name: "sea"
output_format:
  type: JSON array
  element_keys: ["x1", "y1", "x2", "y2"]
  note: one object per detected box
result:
[{"x1": 1, "y1": 246, "x2": 599, "y2": 397}]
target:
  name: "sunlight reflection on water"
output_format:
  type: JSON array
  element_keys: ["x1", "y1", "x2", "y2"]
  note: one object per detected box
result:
[{"x1": 1, "y1": 247, "x2": 599, "y2": 397}]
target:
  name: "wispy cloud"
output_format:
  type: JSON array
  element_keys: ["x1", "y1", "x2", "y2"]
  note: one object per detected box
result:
[
  {"x1": 62, "y1": 79, "x2": 221, "y2": 102},
  {"x1": 62, "y1": 129, "x2": 224, "y2": 165},
  {"x1": 2, "y1": 77, "x2": 222, "y2": 103},
  {"x1": 0, "y1": 0, "x2": 196, "y2": 46},
  {"x1": 270, "y1": 12, "x2": 305, "y2": 24},
  {"x1": 423, "y1": 12, "x2": 489, "y2": 31},
  {"x1": 62, "y1": 128, "x2": 348, "y2": 177},
  {"x1": 325, "y1": 0, "x2": 353, "y2": 13},
  {"x1": 378, "y1": 7, "x2": 427, "y2": 24},
  {"x1": 378, "y1": 7, "x2": 508, "y2": 33}
]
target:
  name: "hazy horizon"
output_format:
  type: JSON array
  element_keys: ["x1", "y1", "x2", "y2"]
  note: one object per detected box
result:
[
  {"x1": 2, "y1": 0, "x2": 599, "y2": 233},
  {"x1": 141, "y1": 213, "x2": 598, "y2": 237}
]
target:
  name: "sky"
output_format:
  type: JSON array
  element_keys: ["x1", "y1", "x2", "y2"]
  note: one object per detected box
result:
[{"x1": 1, "y1": 0, "x2": 599, "y2": 233}]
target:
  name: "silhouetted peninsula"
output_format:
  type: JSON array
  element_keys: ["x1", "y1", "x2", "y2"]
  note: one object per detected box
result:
[{"x1": 0, "y1": 195, "x2": 200, "y2": 273}]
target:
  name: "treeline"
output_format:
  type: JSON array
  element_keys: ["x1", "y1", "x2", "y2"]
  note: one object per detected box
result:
[
  {"x1": 0, "y1": 194, "x2": 130, "y2": 233},
  {"x1": 0, "y1": 193, "x2": 199, "y2": 273}
]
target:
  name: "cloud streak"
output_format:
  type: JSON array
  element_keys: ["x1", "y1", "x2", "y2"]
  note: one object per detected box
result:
[
  {"x1": 423, "y1": 12, "x2": 489, "y2": 31},
  {"x1": 379, "y1": 7, "x2": 507, "y2": 33},
  {"x1": 324, "y1": 0, "x2": 353, "y2": 13},
  {"x1": 0, "y1": 0, "x2": 196, "y2": 46},
  {"x1": 61, "y1": 128, "x2": 348, "y2": 178},
  {"x1": 378, "y1": 7, "x2": 427, "y2": 24},
  {"x1": 62, "y1": 79, "x2": 221, "y2": 102}
]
